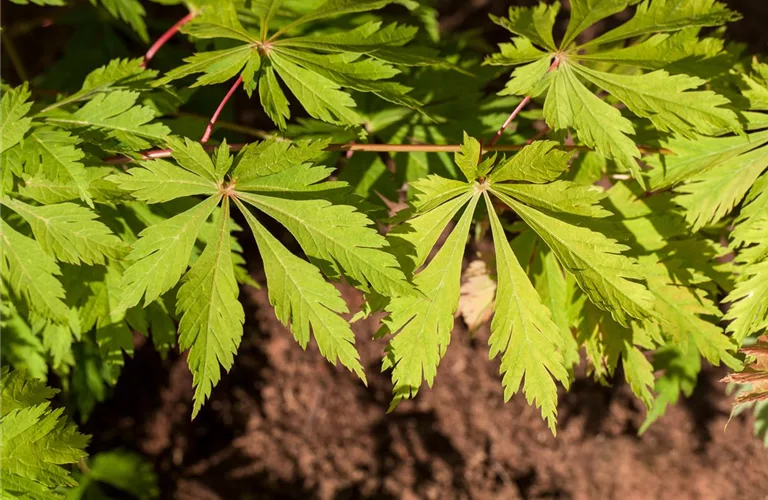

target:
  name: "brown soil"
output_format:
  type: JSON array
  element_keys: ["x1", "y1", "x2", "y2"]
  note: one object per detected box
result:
[{"x1": 84, "y1": 284, "x2": 768, "y2": 500}]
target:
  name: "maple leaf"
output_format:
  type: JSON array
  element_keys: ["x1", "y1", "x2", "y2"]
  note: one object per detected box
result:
[
  {"x1": 94, "y1": 0, "x2": 149, "y2": 42},
  {"x1": 1, "y1": 84, "x2": 33, "y2": 154},
  {"x1": 1, "y1": 220, "x2": 69, "y2": 324},
  {"x1": 1, "y1": 367, "x2": 89, "y2": 499},
  {"x1": 485, "y1": 0, "x2": 741, "y2": 183},
  {"x1": 156, "y1": 0, "x2": 426, "y2": 128},
  {"x1": 578, "y1": 301, "x2": 656, "y2": 409},
  {"x1": 109, "y1": 136, "x2": 411, "y2": 412},
  {"x1": 176, "y1": 198, "x2": 245, "y2": 417},
  {"x1": 43, "y1": 90, "x2": 170, "y2": 151},
  {"x1": 380, "y1": 134, "x2": 655, "y2": 432},
  {"x1": 1, "y1": 197, "x2": 128, "y2": 266}
]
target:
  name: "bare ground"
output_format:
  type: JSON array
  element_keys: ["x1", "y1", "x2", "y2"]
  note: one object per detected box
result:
[{"x1": 84, "y1": 284, "x2": 768, "y2": 500}]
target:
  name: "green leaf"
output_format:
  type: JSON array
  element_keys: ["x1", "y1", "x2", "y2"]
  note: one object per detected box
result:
[
  {"x1": 271, "y1": 48, "x2": 420, "y2": 110},
  {"x1": 261, "y1": 0, "x2": 284, "y2": 40},
  {"x1": 154, "y1": 46, "x2": 254, "y2": 88},
  {"x1": 497, "y1": 56, "x2": 555, "y2": 96},
  {"x1": 724, "y1": 261, "x2": 768, "y2": 345},
  {"x1": 572, "y1": 64, "x2": 739, "y2": 137},
  {"x1": 279, "y1": 0, "x2": 397, "y2": 33},
  {"x1": 117, "y1": 195, "x2": 220, "y2": 310},
  {"x1": 641, "y1": 258, "x2": 739, "y2": 368},
  {"x1": 47, "y1": 90, "x2": 170, "y2": 150},
  {"x1": 490, "y1": 141, "x2": 570, "y2": 183},
  {"x1": 485, "y1": 37, "x2": 549, "y2": 66},
  {"x1": 544, "y1": 63, "x2": 642, "y2": 181},
  {"x1": 242, "y1": 50, "x2": 262, "y2": 97},
  {"x1": 1, "y1": 307, "x2": 48, "y2": 381},
  {"x1": 580, "y1": 304, "x2": 656, "y2": 408},
  {"x1": 490, "y1": 2, "x2": 559, "y2": 52},
  {"x1": 454, "y1": 132, "x2": 484, "y2": 181},
  {"x1": 108, "y1": 159, "x2": 219, "y2": 203},
  {"x1": 493, "y1": 182, "x2": 612, "y2": 218},
  {"x1": 235, "y1": 199, "x2": 365, "y2": 382},
  {"x1": 1, "y1": 220, "x2": 69, "y2": 323},
  {"x1": 277, "y1": 22, "x2": 417, "y2": 52},
  {"x1": 181, "y1": 1, "x2": 255, "y2": 42},
  {"x1": 1, "y1": 84, "x2": 33, "y2": 154},
  {"x1": 486, "y1": 195, "x2": 569, "y2": 434},
  {"x1": 408, "y1": 174, "x2": 472, "y2": 213},
  {"x1": 0, "y1": 367, "x2": 58, "y2": 416},
  {"x1": 382, "y1": 195, "x2": 478, "y2": 408},
  {"x1": 532, "y1": 246, "x2": 581, "y2": 370},
  {"x1": 235, "y1": 163, "x2": 340, "y2": 194},
  {"x1": 270, "y1": 53, "x2": 361, "y2": 125},
  {"x1": 1, "y1": 197, "x2": 127, "y2": 265},
  {"x1": 80, "y1": 57, "x2": 152, "y2": 91},
  {"x1": 605, "y1": 324, "x2": 656, "y2": 409},
  {"x1": 493, "y1": 190, "x2": 656, "y2": 326},
  {"x1": 40, "y1": 321, "x2": 76, "y2": 371},
  {"x1": 574, "y1": 30, "x2": 722, "y2": 69},
  {"x1": 231, "y1": 138, "x2": 329, "y2": 183},
  {"x1": 583, "y1": 0, "x2": 740, "y2": 48},
  {"x1": 177, "y1": 198, "x2": 244, "y2": 418},
  {"x1": 21, "y1": 167, "x2": 127, "y2": 206},
  {"x1": 0, "y1": 368, "x2": 89, "y2": 499},
  {"x1": 166, "y1": 136, "x2": 220, "y2": 182},
  {"x1": 562, "y1": 0, "x2": 642, "y2": 48},
  {"x1": 258, "y1": 63, "x2": 291, "y2": 129},
  {"x1": 212, "y1": 140, "x2": 233, "y2": 179},
  {"x1": 95, "y1": 0, "x2": 149, "y2": 42},
  {"x1": 237, "y1": 191, "x2": 413, "y2": 297},
  {"x1": 646, "y1": 129, "x2": 768, "y2": 189},
  {"x1": 388, "y1": 193, "x2": 474, "y2": 276},
  {"x1": 675, "y1": 144, "x2": 768, "y2": 231},
  {"x1": 23, "y1": 130, "x2": 93, "y2": 207}
]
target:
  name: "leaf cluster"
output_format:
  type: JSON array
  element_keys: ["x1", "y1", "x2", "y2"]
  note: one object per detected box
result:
[{"x1": 2, "y1": 1, "x2": 768, "y2": 479}]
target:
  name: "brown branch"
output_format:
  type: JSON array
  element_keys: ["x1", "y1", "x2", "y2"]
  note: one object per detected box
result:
[
  {"x1": 103, "y1": 141, "x2": 672, "y2": 165},
  {"x1": 142, "y1": 11, "x2": 197, "y2": 67},
  {"x1": 201, "y1": 75, "x2": 243, "y2": 143}
]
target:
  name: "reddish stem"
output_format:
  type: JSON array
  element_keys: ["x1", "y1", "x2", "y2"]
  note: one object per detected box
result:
[
  {"x1": 142, "y1": 11, "x2": 197, "y2": 67},
  {"x1": 487, "y1": 57, "x2": 560, "y2": 148},
  {"x1": 201, "y1": 75, "x2": 244, "y2": 143}
]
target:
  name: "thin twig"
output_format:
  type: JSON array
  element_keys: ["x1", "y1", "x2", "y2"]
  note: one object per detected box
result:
[
  {"x1": 1, "y1": 29, "x2": 29, "y2": 82},
  {"x1": 201, "y1": 75, "x2": 243, "y2": 143},
  {"x1": 142, "y1": 11, "x2": 197, "y2": 67},
  {"x1": 103, "y1": 141, "x2": 672, "y2": 165},
  {"x1": 487, "y1": 57, "x2": 560, "y2": 148}
]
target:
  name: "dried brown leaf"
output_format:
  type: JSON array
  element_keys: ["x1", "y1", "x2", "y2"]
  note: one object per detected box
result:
[{"x1": 457, "y1": 259, "x2": 496, "y2": 331}]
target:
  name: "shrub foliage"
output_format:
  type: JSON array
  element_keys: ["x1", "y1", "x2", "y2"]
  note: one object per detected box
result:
[{"x1": 2, "y1": 0, "x2": 768, "y2": 494}]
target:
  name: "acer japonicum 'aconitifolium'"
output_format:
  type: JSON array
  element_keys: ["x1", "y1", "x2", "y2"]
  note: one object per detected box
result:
[{"x1": 2, "y1": 0, "x2": 768, "y2": 493}]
